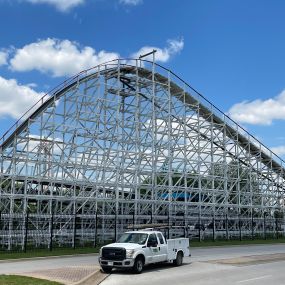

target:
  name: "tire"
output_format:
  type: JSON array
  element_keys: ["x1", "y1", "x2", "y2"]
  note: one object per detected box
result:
[
  {"x1": 133, "y1": 256, "x2": 144, "y2": 274},
  {"x1": 101, "y1": 266, "x2": 113, "y2": 273},
  {"x1": 173, "y1": 251, "x2": 183, "y2": 266}
]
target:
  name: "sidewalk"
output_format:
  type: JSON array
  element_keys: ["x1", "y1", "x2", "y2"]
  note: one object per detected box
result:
[{"x1": 15, "y1": 265, "x2": 108, "y2": 285}]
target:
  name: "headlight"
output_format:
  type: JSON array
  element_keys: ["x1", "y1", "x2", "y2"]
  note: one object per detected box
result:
[
  {"x1": 126, "y1": 249, "x2": 135, "y2": 258},
  {"x1": 99, "y1": 247, "x2": 103, "y2": 256}
]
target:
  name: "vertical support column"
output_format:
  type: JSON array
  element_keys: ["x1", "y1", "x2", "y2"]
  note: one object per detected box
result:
[
  {"x1": 251, "y1": 213, "x2": 254, "y2": 240},
  {"x1": 114, "y1": 60, "x2": 121, "y2": 244},
  {"x1": 225, "y1": 214, "x2": 229, "y2": 240},
  {"x1": 49, "y1": 211, "x2": 54, "y2": 251},
  {"x1": 168, "y1": 207, "x2": 170, "y2": 239},
  {"x1": 114, "y1": 211, "x2": 117, "y2": 242},
  {"x1": 263, "y1": 212, "x2": 266, "y2": 240},
  {"x1": 198, "y1": 213, "x2": 201, "y2": 242},
  {"x1": 24, "y1": 210, "x2": 29, "y2": 253},
  {"x1": 239, "y1": 215, "x2": 242, "y2": 241},
  {"x1": 167, "y1": 70, "x2": 172, "y2": 237},
  {"x1": 275, "y1": 216, "x2": 278, "y2": 239},
  {"x1": 94, "y1": 211, "x2": 98, "y2": 247},
  {"x1": 212, "y1": 216, "x2": 215, "y2": 242},
  {"x1": 73, "y1": 212, "x2": 77, "y2": 249}
]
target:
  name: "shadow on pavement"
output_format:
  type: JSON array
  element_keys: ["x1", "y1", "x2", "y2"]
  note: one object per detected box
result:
[{"x1": 110, "y1": 262, "x2": 191, "y2": 275}]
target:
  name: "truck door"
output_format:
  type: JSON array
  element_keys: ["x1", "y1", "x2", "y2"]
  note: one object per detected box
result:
[
  {"x1": 146, "y1": 233, "x2": 160, "y2": 263},
  {"x1": 156, "y1": 232, "x2": 168, "y2": 262}
]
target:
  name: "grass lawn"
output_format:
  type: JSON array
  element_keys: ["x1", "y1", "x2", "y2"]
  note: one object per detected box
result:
[
  {"x1": 0, "y1": 275, "x2": 61, "y2": 285},
  {"x1": 191, "y1": 237, "x2": 285, "y2": 247},
  {"x1": 0, "y1": 246, "x2": 100, "y2": 260}
]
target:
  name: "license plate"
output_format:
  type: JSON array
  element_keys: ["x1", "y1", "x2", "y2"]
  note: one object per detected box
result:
[{"x1": 108, "y1": 262, "x2": 113, "y2": 266}]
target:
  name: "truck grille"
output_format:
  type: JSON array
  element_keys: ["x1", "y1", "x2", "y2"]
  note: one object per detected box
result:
[{"x1": 102, "y1": 247, "x2": 126, "y2": 261}]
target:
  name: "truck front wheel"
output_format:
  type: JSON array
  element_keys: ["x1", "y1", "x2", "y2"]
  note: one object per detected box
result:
[
  {"x1": 173, "y1": 251, "x2": 183, "y2": 266},
  {"x1": 101, "y1": 266, "x2": 113, "y2": 274},
  {"x1": 133, "y1": 256, "x2": 144, "y2": 274}
]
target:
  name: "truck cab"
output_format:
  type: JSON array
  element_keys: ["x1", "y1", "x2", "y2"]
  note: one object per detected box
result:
[{"x1": 99, "y1": 230, "x2": 190, "y2": 274}]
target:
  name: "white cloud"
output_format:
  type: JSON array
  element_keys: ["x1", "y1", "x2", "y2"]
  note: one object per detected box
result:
[
  {"x1": 9, "y1": 38, "x2": 184, "y2": 77},
  {"x1": 228, "y1": 90, "x2": 285, "y2": 125},
  {"x1": 0, "y1": 51, "x2": 8, "y2": 66},
  {"x1": 271, "y1": 145, "x2": 285, "y2": 156},
  {"x1": 132, "y1": 38, "x2": 184, "y2": 63},
  {"x1": 24, "y1": 0, "x2": 84, "y2": 12},
  {"x1": 119, "y1": 0, "x2": 143, "y2": 5},
  {"x1": 10, "y1": 38, "x2": 120, "y2": 77},
  {"x1": 0, "y1": 76, "x2": 45, "y2": 119}
]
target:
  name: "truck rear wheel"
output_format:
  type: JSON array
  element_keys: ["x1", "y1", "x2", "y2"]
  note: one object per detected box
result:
[
  {"x1": 133, "y1": 256, "x2": 144, "y2": 274},
  {"x1": 173, "y1": 251, "x2": 183, "y2": 266},
  {"x1": 101, "y1": 266, "x2": 113, "y2": 273}
]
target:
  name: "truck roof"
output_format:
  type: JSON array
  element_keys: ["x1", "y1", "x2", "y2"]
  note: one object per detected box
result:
[{"x1": 125, "y1": 230, "x2": 163, "y2": 235}]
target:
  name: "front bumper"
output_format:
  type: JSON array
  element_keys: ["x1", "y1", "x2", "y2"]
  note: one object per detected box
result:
[{"x1": 99, "y1": 257, "x2": 135, "y2": 268}]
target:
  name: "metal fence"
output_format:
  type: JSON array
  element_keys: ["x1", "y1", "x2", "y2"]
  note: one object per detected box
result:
[{"x1": 0, "y1": 212, "x2": 284, "y2": 253}]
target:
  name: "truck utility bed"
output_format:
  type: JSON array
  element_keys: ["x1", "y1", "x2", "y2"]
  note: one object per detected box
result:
[{"x1": 167, "y1": 238, "x2": 190, "y2": 260}]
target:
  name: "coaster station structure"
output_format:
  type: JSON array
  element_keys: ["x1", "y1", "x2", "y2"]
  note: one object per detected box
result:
[{"x1": 0, "y1": 58, "x2": 284, "y2": 250}]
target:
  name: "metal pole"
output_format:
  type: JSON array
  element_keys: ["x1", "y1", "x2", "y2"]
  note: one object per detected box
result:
[
  {"x1": 132, "y1": 211, "x2": 135, "y2": 231},
  {"x1": 94, "y1": 211, "x2": 98, "y2": 247},
  {"x1": 184, "y1": 214, "x2": 186, "y2": 238},
  {"x1": 275, "y1": 218, "x2": 278, "y2": 239},
  {"x1": 24, "y1": 210, "x2": 29, "y2": 253},
  {"x1": 114, "y1": 212, "x2": 117, "y2": 242},
  {"x1": 239, "y1": 215, "x2": 242, "y2": 241},
  {"x1": 73, "y1": 213, "x2": 77, "y2": 249},
  {"x1": 49, "y1": 211, "x2": 54, "y2": 251},
  {"x1": 264, "y1": 213, "x2": 266, "y2": 240},
  {"x1": 167, "y1": 210, "x2": 170, "y2": 239},
  {"x1": 198, "y1": 215, "x2": 201, "y2": 242},
  {"x1": 212, "y1": 217, "x2": 215, "y2": 242},
  {"x1": 251, "y1": 214, "x2": 254, "y2": 240},
  {"x1": 226, "y1": 214, "x2": 229, "y2": 240}
]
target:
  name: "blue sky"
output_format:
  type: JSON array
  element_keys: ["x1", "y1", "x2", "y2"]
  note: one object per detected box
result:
[{"x1": 1, "y1": 0, "x2": 285, "y2": 158}]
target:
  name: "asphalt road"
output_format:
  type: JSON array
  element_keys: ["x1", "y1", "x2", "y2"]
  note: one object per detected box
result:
[{"x1": 1, "y1": 244, "x2": 285, "y2": 285}]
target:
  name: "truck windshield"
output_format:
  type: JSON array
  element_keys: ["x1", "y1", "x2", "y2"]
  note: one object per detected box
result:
[{"x1": 117, "y1": 233, "x2": 148, "y2": 245}]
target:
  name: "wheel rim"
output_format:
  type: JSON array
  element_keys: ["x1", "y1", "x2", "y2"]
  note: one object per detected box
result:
[{"x1": 137, "y1": 260, "x2": 143, "y2": 271}]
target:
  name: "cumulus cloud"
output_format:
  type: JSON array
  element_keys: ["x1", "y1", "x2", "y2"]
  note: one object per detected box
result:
[
  {"x1": 119, "y1": 0, "x2": 143, "y2": 5},
  {"x1": 270, "y1": 145, "x2": 285, "y2": 157},
  {"x1": 0, "y1": 51, "x2": 8, "y2": 66},
  {"x1": 228, "y1": 90, "x2": 285, "y2": 125},
  {"x1": 0, "y1": 76, "x2": 45, "y2": 119},
  {"x1": 132, "y1": 38, "x2": 184, "y2": 63},
  {"x1": 24, "y1": 0, "x2": 84, "y2": 12},
  {"x1": 9, "y1": 38, "x2": 184, "y2": 77},
  {"x1": 10, "y1": 38, "x2": 120, "y2": 77}
]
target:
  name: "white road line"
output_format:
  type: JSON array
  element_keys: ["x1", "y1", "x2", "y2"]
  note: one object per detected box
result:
[{"x1": 236, "y1": 275, "x2": 272, "y2": 283}]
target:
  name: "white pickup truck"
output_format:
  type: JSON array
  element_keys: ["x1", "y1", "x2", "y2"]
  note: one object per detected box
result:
[{"x1": 99, "y1": 230, "x2": 190, "y2": 273}]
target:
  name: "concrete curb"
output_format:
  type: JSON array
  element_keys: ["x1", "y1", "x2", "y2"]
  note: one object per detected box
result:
[
  {"x1": 74, "y1": 269, "x2": 109, "y2": 285},
  {"x1": 0, "y1": 253, "x2": 99, "y2": 264}
]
